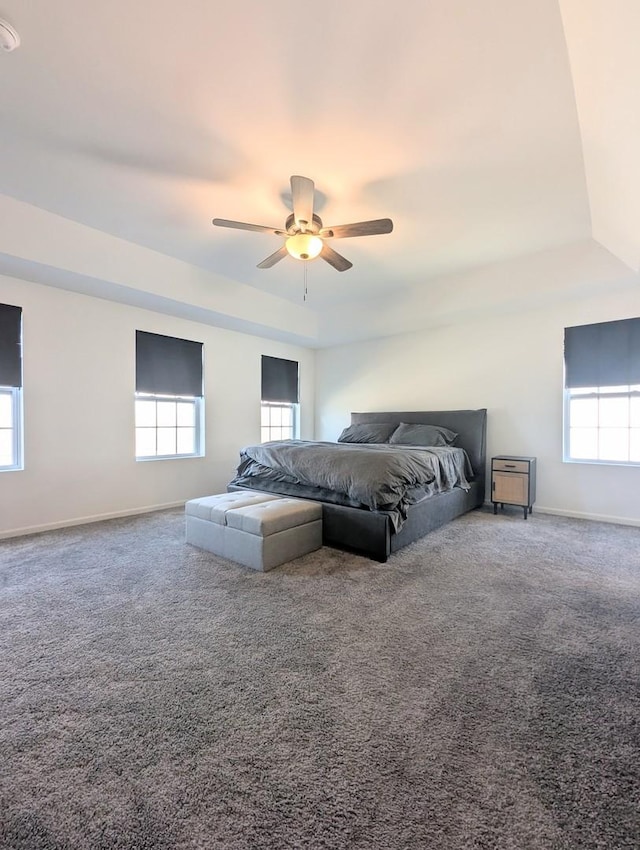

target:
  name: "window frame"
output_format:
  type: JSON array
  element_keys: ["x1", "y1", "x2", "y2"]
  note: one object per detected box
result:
[
  {"x1": 0, "y1": 385, "x2": 23, "y2": 472},
  {"x1": 260, "y1": 354, "x2": 299, "y2": 444},
  {"x1": 135, "y1": 329, "x2": 204, "y2": 463},
  {"x1": 563, "y1": 384, "x2": 640, "y2": 466},
  {"x1": 135, "y1": 392, "x2": 204, "y2": 461},
  {"x1": 260, "y1": 401, "x2": 299, "y2": 444}
]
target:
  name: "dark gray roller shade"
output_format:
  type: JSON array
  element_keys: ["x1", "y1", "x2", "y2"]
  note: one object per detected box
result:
[
  {"x1": 0, "y1": 304, "x2": 22, "y2": 388},
  {"x1": 136, "y1": 330, "x2": 203, "y2": 397},
  {"x1": 261, "y1": 355, "x2": 299, "y2": 403},
  {"x1": 564, "y1": 318, "x2": 640, "y2": 388}
]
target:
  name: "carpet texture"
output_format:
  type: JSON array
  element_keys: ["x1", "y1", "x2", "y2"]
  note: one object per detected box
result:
[{"x1": 1, "y1": 507, "x2": 639, "y2": 849}]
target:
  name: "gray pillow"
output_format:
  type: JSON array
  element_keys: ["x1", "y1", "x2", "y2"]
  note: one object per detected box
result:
[
  {"x1": 337, "y1": 422, "x2": 398, "y2": 444},
  {"x1": 388, "y1": 422, "x2": 457, "y2": 447}
]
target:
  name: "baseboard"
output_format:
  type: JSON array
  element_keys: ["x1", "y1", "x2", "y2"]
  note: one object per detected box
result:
[
  {"x1": 482, "y1": 501, "x2": 640, "y2": 528},
  {"x1": 0, "y1": 501, "x2": 185, "y2": 540},
  {"x1": 533, "y1": 506, "x2": 640, "y2": 527},
  {"x1": 4, "y1": 500, "x2": 639, "y2": 542}
]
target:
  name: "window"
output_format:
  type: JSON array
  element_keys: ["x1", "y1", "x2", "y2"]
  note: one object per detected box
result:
[
  {"x1": 0, "y1": 304, "x2": 23, "y2": 471},
  {"x1": 564, "y1": 318, "x2": 640, "y2": 464},
  {"x1": 261, "y1": 355, "x2": 299, "y2": 443},
  {"x1": 261, "y1": 401, "x2": 297, "y2": 442},
  {"x1": 135, "y1": 394, "x2": 200, "y2": 458},
  {"x1": 135, "y1": 330, "x2": 204, "y2": 460}
]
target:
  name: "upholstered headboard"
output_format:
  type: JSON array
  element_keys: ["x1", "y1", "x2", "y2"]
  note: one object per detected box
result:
[{"x1": 351, "y1": 409, "x2": 487, "y2": 481}]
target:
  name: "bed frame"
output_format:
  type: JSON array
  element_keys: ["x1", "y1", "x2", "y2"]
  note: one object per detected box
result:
[{"x1": 230, "y1": 409, "x2": 487, "y2": 562}]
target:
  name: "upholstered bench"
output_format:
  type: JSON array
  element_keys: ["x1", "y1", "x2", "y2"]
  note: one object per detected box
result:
[{"x1": 185, "y1": 491, "x2": 322, "y2": 571}]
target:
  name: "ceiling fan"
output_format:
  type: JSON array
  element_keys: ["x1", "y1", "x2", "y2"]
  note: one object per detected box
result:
[{"x1": 212, "y1": 175, "x2": 393, "y2": 272}]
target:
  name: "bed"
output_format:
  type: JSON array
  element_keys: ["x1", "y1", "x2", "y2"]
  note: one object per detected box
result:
[{"x1": 228, "y1": 409, "x2": 487, "y2": 562}]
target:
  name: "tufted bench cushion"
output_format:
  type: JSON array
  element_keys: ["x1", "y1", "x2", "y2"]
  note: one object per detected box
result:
[
  {"x1": 185, "y1": 491, "x2": 322, "y2": 572},
  {"x1": 186, "y1": 491, "x2": 277, "y2": 523}
]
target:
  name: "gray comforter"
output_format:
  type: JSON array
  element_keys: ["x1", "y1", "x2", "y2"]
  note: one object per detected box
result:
[{"x1": 231, "y1": 440, "x2": 473, "y2": 531}]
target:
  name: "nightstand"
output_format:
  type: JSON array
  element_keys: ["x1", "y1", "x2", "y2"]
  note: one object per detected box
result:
[{"x1": 491, "y1": 456, "x2": 536, "y2": 519}]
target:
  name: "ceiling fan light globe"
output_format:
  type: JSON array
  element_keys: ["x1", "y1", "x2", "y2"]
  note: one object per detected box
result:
[{"x1": 285, "y1": 233, "x2": 323, "y2": 261}]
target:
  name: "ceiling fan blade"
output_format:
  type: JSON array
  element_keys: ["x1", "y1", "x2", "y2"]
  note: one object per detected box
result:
[
  {"x1": 320, "y1": 244, "x2": 353, "y2": 272},
  {"x1": 212, "y1": 218, "x2": 285, "y2": 236},
  {"x1": 319, "y1": 218, "x2": 393, "y2": 239},
  {"x1": 257, "y1": 245, "x2": 288, "y2": 269},
  {"x1": 290, "y1": 175, "x2": 315, "y2": 230}
]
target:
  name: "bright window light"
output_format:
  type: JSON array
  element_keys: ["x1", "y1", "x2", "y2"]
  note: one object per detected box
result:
[
  {"x1": 565, "y1": 385, "x2": 640, "y2": 465},
  {"x1": 260, "y1": 402, "x2": 298, "y2": 443},
  {"x1": 135, "y1": 394, "x2": 202, "y2": 460},
  {"x1": 0, "y1": 386, "x2": 23, "y2": 471}
]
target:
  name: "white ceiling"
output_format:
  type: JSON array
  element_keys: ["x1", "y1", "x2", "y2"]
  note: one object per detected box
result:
[{"x1": 0, "y1": 0, "x2": 637, "y2": 344}]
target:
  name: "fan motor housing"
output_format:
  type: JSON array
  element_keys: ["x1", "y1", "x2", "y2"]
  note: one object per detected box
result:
[{"x1": 285, "y1": 213, "x2": 323, "y2": 234}]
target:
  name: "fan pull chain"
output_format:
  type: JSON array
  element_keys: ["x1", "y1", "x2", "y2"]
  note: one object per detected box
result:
[{"x1": 303, "y1": 261, "x2": 308, "y2": 302}]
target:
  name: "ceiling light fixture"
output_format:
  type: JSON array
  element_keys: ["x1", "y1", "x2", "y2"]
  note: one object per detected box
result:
[
  {"x1": 285, "y1": 232, "x2": 323, "y2": 261},
  {"x1": 0, "y1": 19, "x2": 20, "y2": 52},
  {"x1": 213, "y1": 175, "x2": 393, "y2": 272}
]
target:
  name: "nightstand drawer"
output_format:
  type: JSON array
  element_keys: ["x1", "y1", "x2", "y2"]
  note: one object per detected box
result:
[{"x1": 492, "y1": 459, "x2": 530, "y2": 473}]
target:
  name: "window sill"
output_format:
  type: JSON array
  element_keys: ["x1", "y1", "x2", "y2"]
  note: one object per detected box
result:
[
  {"x1": 563, "y1": 457, "x2": 640, "y2": 468},
  {"x1": 136, "y1": 453, "x2": 204, "y2": 462}
]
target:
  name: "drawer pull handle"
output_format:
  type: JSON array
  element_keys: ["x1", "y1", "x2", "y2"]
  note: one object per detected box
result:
[{"x1": 504, "y1": 464, "x2": 516, "y2": 468}]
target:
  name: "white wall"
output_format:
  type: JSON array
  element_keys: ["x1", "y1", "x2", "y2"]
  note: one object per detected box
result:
[
  {"x1": 316, "y1": 281, "x2": 640, "y2": 525},
  {"x1": 560, "y1": 0, "x2": 640, "y2": 272},
  {"x1": 0, "y1": 194, "x2": 319, "y2": 346},
  {"x1": 0, "y1": 275, "x2": 315, "y2": 537},
  {"x1": 4, "y1": 251, "x2": 639, "y2": 536}
]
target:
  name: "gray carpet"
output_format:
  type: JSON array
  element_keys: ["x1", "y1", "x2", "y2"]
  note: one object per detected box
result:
[{"x1": 1, "y1": 507, "x2": 639, "y2": 849}]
